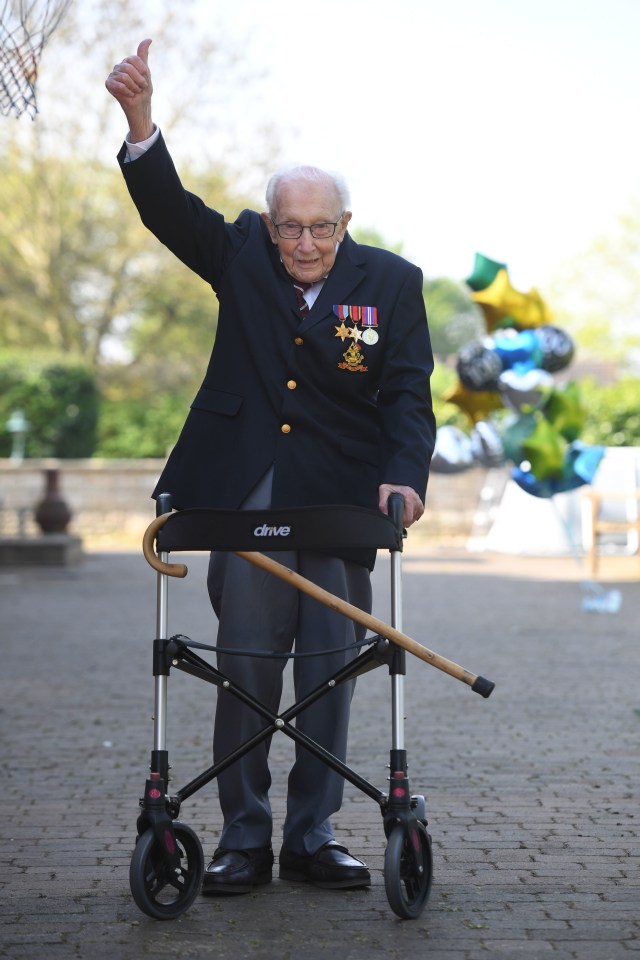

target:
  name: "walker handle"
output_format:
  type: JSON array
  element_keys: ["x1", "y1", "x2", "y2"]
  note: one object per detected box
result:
[
  {"x1": 142, "y1": 513, "x2": 188, "y2": 578},
  {"x1": 387, "y1": 492, "x2": 405, "y2": 546}
]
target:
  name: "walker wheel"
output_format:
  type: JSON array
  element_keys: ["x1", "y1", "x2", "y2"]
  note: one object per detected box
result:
[
  {"x1": 383, "y1": 821, "x2": 433, "y2": 919},
  {"x1": 129, "y1": 822, "x2": 204, "y2": 920}
]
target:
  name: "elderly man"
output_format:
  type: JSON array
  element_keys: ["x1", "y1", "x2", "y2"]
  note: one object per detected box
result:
[{"x1": 106, "y1": 40, "x2": 436, "y2": 895}]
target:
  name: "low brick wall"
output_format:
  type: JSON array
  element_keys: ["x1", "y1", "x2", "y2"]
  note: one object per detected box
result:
[
  {"x1": 0, "y1": 459, "x2": 491, "y2": 548},
  {"x1": 0, "y1": 459, "x2": 163, "y2": 546}
]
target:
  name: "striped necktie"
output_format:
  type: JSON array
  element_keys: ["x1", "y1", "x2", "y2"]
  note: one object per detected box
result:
[{"x1": 292, "y1": 280, "x2": 312, "y2": 318}]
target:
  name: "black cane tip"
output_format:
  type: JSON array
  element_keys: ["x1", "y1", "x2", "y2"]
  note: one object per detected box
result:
[{"x1": 472, "y1": 676, "x2": 495, "y2": 698}]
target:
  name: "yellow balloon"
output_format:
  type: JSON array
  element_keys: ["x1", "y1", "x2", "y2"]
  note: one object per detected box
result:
[
  {"x1": 472, "y1": 269, "x2": 552, "y2": 332},
  {"x1": 442, "y1": 380, "x2": 504, "y2": 424}
]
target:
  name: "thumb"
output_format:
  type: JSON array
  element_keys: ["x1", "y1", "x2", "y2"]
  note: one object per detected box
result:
[{"x1": 137, "y1": 38, "x2": 152, "y2": 63}]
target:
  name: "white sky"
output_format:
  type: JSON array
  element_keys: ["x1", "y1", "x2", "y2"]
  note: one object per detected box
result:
[
  {"x1": 182, "y1": 0, "x2": 640, "y2": 291},
  {"x1": 57, "y1": 0, "x2": 639, "y2": 294}
]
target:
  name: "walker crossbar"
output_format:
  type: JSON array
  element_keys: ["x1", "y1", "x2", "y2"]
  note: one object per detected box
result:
[{"x1": 156, "y1": 633, "x2": 395, "y2": 810}]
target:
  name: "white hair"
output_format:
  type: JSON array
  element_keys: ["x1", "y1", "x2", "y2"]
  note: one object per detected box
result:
[{"x1": 265, "y1": 164, "x2": 351, "y2": 217}]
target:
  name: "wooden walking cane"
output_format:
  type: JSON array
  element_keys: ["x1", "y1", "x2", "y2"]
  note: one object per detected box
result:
[
  {"x1": 142, "y1": 515, "x2": 495, "y2": 698},
  {"x1": 235, "y1": 550, "x2": 494, "y2": 697}
]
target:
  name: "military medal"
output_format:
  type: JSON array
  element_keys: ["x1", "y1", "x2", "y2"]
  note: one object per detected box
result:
[
  {"x1": 333, "y1": 304, "x2": 379, "y2": 365},
  {"x1": 361, "y1": 305, "x2": 378, "y2": 343}
]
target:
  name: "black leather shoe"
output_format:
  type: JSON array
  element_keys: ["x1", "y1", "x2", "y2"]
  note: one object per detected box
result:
[
  {"x1": 279, "y1": 841, "x2": 370, "y2": 889},
  {"x1": 201, "y1": 846, "x2": 273, "y2": 895}
]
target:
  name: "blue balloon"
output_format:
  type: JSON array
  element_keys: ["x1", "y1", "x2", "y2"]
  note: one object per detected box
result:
[
  {"x1": 512, "y1": 442, "x2": 606, "y2": 498},
  {"x1": 493, "y1": 330, "x2": 542, "y2": 374}
]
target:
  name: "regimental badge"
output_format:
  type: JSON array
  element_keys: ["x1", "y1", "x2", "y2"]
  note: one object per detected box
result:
[{"x1": 338, "y1": 340, "x2": 368, "y2": 373}]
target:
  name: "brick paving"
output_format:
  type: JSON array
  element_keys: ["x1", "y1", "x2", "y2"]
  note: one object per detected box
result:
[{"x1": 0, "y1": 538, "x2": 638, "y2": 959}]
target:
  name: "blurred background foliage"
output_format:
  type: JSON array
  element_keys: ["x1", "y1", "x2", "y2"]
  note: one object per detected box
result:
[{"x1": 1, "y1": 0, "x2": 639, "y2": 460}]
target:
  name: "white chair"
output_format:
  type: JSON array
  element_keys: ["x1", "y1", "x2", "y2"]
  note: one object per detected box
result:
[{"x1": 581, "y1": 447, "x2": 640, "y2": 578}]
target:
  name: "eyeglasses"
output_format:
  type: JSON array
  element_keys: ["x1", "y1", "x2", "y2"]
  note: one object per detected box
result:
[{"x1": 270, "y1": 217, "x2": 343, "y2": 239}]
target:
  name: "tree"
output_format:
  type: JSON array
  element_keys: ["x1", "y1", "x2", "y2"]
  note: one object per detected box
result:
[
  {"x1": 0, "y1": 0, "x2": 275, "y2": 393},
  {"x1": 351, "y1": 226, "x2": 403, "y2": 255},
  {"x1": 547, "y1": 200, "x2": 640, "y2": 371},
  {"x1": 422, "y1": 277, "x2": 484, "y2": 360}
]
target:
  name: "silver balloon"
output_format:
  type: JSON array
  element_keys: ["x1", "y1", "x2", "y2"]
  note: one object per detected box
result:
[
  {"x1": 497, "y1": 368, "x2": 554, "y2": 412},
  {"x1": 431, "y1": 425, "x2": 474, "y2": 473},
  {"x1": 470, "y1": 421, "x2": 505, "y2": 466}
]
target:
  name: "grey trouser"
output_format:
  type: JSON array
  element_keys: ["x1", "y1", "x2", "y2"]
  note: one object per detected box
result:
[{"x1": 207, "y1": 468, "x2": 372, "y2": 854}]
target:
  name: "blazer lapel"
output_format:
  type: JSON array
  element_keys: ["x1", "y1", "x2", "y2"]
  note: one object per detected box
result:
[{"x1": 301, "y1": 234, "x2": 366, "y2": 330}]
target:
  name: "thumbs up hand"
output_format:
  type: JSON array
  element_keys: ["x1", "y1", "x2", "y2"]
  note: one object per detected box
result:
[{"x1": 105, "y1": 39, "x2": 155, "y2": 142}]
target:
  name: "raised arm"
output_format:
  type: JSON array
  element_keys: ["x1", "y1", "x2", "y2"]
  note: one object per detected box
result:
[{"x1": 105, "y1": 38, "x2": 155, "y2": 143}]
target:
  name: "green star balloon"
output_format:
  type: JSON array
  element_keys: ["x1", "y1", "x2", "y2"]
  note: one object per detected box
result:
[
  {"x1": 521, "y1": 416, "x2": 566, "y2": 479},
  {"x1": 502, "y1": 412, "x2": 538, "y2": 464},
  {"x1": 466, "y1": 253, "x2": 508, "y2": 292},
  {"x1": 542, "y1": 382, "x2": 585, "y2": 442}
]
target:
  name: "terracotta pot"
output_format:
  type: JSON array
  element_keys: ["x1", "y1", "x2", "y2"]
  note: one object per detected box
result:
[{"x1": 34, "y1": 468, "x2": 72, "y2": 534}]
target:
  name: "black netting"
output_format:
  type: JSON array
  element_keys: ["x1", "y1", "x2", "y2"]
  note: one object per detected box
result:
[{"x1": 0, "y1": 0, "x2": 71, "y2": 119}]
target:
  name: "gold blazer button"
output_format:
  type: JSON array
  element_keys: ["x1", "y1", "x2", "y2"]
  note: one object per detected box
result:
[{"x1": 281, "y1": 424, "x2": 292, "y2": 434}]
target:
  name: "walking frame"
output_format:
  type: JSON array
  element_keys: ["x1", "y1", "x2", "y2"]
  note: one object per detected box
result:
[{"x1": 130, "y1": 492, "x2": 495, "y2": 921}]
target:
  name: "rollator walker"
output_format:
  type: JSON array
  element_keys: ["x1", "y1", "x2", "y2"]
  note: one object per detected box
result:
[{"x1": 131, "y1": 492, "x2": 494, "y2": 921}]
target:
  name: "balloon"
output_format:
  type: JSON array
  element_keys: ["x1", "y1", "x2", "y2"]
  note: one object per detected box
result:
[
  {"x1": 501, "y1": 412, "x2": 538, "y2": 464},
  {"x1": 470, "y1": 421, "x2": 505, "y2": 466},
  {"x1": 497, "y1": 368, "x2": 554, "y2": 413},
  {"x1": 493, "y1": 329, "x2": 543, "y2": 373},
  {"x1": 431, "y1": 425, "x2": 475, "y2": 473},
  {"x1": 442, "y1": 380, "x2": 504, "y2": 424},
  {"x1": 542, "y1": 381, "x2": 584, "y2": 441},
  {"x1": 456, "y1": 340, "x2": 503, "y2": 391},
  {"x1": 567, "y1": 441, "x2": 606, "y2": 485},
  {"x1": 535, "y1": 325, "x2": 575, "y2": 372},
  {"x1": 472, "y1": 268, "x2": 552, "y2": 332},
  {"x1": 521, "y1": 417, "x2": 566, "y2": 479},
  {"x1": 466, "y1": 253, "x2": 508, "y2": 292},
  {"x1": 512, "y1": 442, "x2": 606, "y2": 498},
  {"x1": 458, "y1": 255, "x2": 595, "y2": 502}
]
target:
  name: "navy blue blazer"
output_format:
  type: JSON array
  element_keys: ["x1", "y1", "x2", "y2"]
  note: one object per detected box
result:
[{"x1": 119, "y1": 134, "x2": 436, "y2": 561}]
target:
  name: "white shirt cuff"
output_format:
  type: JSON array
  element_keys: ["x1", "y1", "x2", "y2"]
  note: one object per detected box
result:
[{"x1": 124, "y1": 126, "x2": 160, "y2": 161}]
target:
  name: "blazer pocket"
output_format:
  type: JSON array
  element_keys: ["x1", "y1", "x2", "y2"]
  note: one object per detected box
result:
[
  {"x1": 338, "y1": 436, "x2": 379, "y2": 467},
  {"x1": 191, "y1": 386, "x2": 243, "y2": 417}
]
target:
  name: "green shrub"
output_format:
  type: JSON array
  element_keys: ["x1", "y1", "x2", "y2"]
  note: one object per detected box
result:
[
  {"x1": 0, "y1": 353, "x2": 99, "y2": 458},
  {"x1": 95, "y1": 394, "x2": 190, "y2": 459},
  {"x1": 580, "y1": 377, "x2": 640, "y2": 448}
]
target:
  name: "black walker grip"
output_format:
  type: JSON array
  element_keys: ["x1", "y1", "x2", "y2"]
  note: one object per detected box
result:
[
  {"x1": 471, "y1": 675, "x2": 495, "y2": 698},
  {"x1": 387, "y1": 493, "x2": 405, "y2": 546}
]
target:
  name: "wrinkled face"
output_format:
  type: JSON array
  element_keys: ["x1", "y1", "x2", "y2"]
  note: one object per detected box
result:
[{"x1": 261, "y1": 178, "x2": 352, "y2": 284}]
